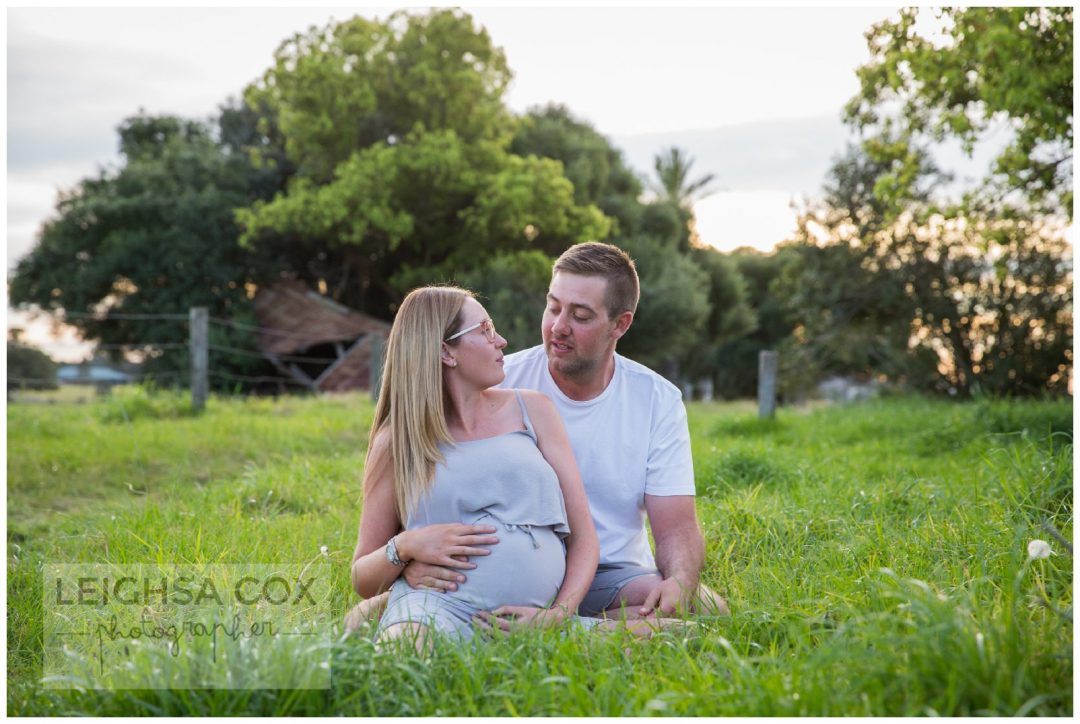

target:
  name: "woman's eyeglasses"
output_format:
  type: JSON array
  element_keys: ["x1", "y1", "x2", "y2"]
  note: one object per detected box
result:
[{"x1": 445, "y1": 317, "x2": 497, "y2": 343}]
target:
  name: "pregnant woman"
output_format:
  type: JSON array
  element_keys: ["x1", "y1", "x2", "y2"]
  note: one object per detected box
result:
[{"x1": 349, "y1": 285, "x2": 599, "y2": 647}]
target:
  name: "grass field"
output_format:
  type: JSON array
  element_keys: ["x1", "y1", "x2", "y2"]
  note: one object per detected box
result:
[{"x1": 6, "y1": 386, "x2": 1073, "y2": 715}]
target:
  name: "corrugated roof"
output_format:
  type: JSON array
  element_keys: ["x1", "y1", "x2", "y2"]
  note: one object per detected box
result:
[{"x1": 253, "y1": 280, "x2": 390, "y2": 356}]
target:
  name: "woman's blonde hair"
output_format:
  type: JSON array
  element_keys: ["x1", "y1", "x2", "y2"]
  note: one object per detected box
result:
[{"x1": 366, "y1": 285, "x2": 473, "y2": 521}]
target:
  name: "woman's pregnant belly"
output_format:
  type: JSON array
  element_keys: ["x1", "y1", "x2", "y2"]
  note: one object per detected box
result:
[{"x1": 448, "y1": 515, "x2": 566, "y2": 611}]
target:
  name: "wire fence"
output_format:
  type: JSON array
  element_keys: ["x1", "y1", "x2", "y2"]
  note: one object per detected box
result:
[{"x1": 8, "y1": 309, "x2": 379, "y2": 400}]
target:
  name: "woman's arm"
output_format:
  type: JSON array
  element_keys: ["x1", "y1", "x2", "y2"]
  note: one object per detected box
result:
[
  {"x1": 350, "y1": 428, "x2": 408, "y2": 599},
  {"x1": 484, "y1": 391, "x2": 599, "y2": 629},
  {"x1": 351, "y1": 429, "x2": 504, "y2": 599}
]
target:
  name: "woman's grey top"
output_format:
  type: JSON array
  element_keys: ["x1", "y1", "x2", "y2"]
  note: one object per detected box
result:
[
  {"x1": 379, "y1": 390, "x2": 572, "y2": 637},
  {"x1": 407, "y1": 389, "x2": 570, "y2": 536}
]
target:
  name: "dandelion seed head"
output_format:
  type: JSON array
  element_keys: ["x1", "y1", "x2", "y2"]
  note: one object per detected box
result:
[
  {"x1": 1027, "y1": 539, "x2": 1053, "y2": 559},
  {"x1": 320, "y1": 545, "x2": 329, "y2": 556}
]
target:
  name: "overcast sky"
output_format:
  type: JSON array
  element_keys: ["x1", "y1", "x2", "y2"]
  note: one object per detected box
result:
[{"x1": 8, "y1": 3, "x2": 923, "y2": 357}]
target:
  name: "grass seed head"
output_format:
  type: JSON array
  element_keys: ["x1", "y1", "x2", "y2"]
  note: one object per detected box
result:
[{"x1": 1027, "y1": 539, "x2": 1053, "y2": 559}]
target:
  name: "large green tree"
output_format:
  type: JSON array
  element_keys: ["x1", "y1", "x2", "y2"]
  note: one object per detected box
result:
[
  {"x1": 237, "y1": 10, "x2": 611, "y2": 318},
  {"x1": 9, "y1": 113, "x2": 278, "y2": 387},
  {"x1": 846, "y1": 6, "x2": 1073, "y2": 217},
  {"x1": 246, "y1": 9, "x2": 514, "y2": 182},
  {"x1": 510, "y1": 104, "x2": 645, "y2": 235}
]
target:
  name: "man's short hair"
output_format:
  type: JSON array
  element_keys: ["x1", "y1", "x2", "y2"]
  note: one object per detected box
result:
[{"x1": 553, "y1": 242, "x2": 640, "y2": 318}]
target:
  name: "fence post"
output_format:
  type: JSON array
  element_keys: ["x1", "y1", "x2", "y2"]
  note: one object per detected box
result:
[
  {"x1": 758, "y1": 350, "x2": 778, "y2": 419},
  {"x1": 190, "y1": 307, "x2": 208, "y2": 413},
  {"x1": 369, "y1": 334, "x2": 384, "y2": 403}
]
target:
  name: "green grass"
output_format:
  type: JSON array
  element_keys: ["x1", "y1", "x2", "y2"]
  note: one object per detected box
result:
[{"x1": 7, "y1": 388, "x2": 1073, "y2": 715}]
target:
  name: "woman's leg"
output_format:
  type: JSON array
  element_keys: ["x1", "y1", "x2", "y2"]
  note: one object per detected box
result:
[
  {"x1": 343, "y1": 591, "x2": 390, "y2": 634},
  {"x1": 593, "y1": 615, "x2": 686, "y2": 639},
  {"x1": 376, "y1": 621, "x2": 433, "y2": 654}
]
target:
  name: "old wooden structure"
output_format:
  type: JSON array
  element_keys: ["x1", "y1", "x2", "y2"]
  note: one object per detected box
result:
[{"x1": 253, "y1": 281, "x2": 390, "y2": 392}]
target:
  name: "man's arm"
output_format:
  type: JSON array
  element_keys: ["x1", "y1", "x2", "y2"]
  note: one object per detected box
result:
[{"x1": 639, "y1": 494, "x2": 705, "y2": 616}]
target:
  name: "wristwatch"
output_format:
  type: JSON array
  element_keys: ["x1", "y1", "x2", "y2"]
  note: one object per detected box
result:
[{"x1": 385, "y1": 535, "x2": 408, "y2": 567}]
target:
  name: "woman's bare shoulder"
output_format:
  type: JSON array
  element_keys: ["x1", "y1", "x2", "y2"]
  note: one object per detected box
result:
[{"x1": 515, "y1": 389, "x2": 560, "y2": 427}]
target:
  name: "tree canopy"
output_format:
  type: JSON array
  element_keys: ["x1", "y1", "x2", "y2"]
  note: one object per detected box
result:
[
  {"x1": 778, "y1": 143, "x2": 1072, "y2": 397},
  {"x1": 236, "y1": 10, "x2": 611, "y2": 317},
  {"x1": 846, "y1": 7, "x2": 1073, "y2": 217},
  {"x1": 8, "y1": 112, "x2": 278, "y2": 386},
  {"x1": 8, "y1": 7, "x2": 1070, "y2": 399}
]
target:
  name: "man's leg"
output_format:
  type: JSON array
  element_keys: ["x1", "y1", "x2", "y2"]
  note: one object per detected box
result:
[
  {"x1": 343, "y1": 591, "x2": 390, "y2": 634},
  {"x1": 604, "y1": 575, "x2": 730, "y2": 618}
]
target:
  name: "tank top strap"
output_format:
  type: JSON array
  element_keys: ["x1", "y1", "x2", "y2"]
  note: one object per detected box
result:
[{"x1": 513, "y1": 389, "x2": 538, "y2": 441}]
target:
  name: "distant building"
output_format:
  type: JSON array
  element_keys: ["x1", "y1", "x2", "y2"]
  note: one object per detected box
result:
[
  {"x1": 817, "y1": 375, "x2": 881, "y2": 403},
  {"x1": 57, "y1": 359, "x2": 136, "y2": 389},
  {"x1": 253, "y1": 280, "x2": 391, "y2": 392}
]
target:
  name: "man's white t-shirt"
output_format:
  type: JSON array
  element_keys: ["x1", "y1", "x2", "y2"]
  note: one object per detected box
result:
[{"x1": 501, "y1": 345, "x2": 695, "y2": 568}]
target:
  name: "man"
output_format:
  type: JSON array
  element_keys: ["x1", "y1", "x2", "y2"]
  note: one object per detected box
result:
[
  {"x1": 346, "y1": 242, "x2": 726, "y2": 630},
  {"x1": 499, "y1": 241, "x2": 726, "y2": 618}
]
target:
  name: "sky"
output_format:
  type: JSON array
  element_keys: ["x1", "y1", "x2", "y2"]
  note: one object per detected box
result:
[{"x1": 7, "y1": 3, "x2": 926, "y2": 358}]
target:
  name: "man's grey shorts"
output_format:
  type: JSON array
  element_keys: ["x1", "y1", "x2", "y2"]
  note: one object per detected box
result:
[{"x1": 578, "y1": 563, "x2": 660, "y2": 617}]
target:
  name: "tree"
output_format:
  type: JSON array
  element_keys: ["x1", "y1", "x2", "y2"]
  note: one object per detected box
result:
[
  {"x1": 846, "y1": 7, "x2": 1073, "y2": 217},
  {"x1": 617, "y1": 235, "x2": 711, "y2": 373},
  {"x1": 458, "y1": 250, "x2": 552, "y2": 354},
  {"x1": 245, "y1": 9, "x2": 514, "y2": 183},
  {"x1": 648, "y1": 146, "x2": 722, "y2": 252},
  {"x1": 7, "y1": 341, "x2": 58, "y2": 391},
  {"x1": 677, "y1": 245, "x2": 756, "y2": 388},
  {"x1": 237, "y1": 127, "x2": 610, "y2": 315},
  {"x1": 778, "y1": 143, "x2": 1072, "y2": 397},
  {"x1": 510, "y1": 104, "x2": 644, "y2": 235},
  {"x1": 237, "y1": 10, "x2": 611, "y2": 319},
  {"x1": 8, "y1": 112, "x2": 277, "y2": 388},
  {"x1": 709, "y1": 247, "x2": 799, "y2": 399},
  {"x1": 651, "y1": 146, "x2": 718, "y2": 209}
]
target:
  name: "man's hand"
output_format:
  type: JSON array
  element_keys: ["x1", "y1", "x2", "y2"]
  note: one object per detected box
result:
[
  {"x1": 403, "y1": 558, "x2": 469, "y2": 592},
  {"x1": 638, "y1": 576, "x2": 695, "y2": 617},
  {"x1": 472, "y1": 605, "x2": 570, "y2": 636},
  {"x1": 398, "y1": 523, "x2": 498, "y2": 568}
]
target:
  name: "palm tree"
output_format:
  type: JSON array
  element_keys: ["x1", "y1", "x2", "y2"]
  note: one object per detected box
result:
[{"x1": 651, "y1": 146, "x2": 718, "y2": 208}]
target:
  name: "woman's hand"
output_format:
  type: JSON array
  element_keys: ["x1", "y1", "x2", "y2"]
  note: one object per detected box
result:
[
  {"x1": 397, "y1": 523, "x2": 499, "y2": 569},
  {"x1": 472, "y1": 604, "x2": 570, "y2": 635}
]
